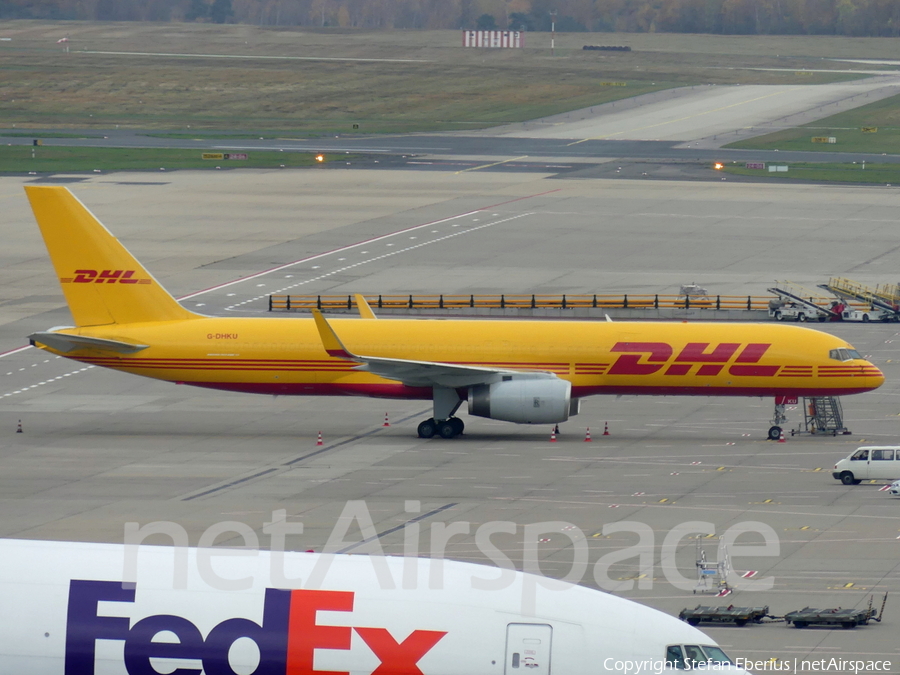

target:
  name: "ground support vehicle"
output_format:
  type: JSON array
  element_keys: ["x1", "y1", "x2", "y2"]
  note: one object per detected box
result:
[{"x1": 679, "y1": 606, "x2": 770, "y2": 627}]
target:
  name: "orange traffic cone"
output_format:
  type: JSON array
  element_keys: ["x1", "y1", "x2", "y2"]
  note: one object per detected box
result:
[
  {"x1": 584, "y1": 427, "x2": 592, "y2": 442},
  {"x1": 383, "y1": 413, "x2": 390, "y2": 427},
  {"x1": 550, "y1": 427, "x2": 557, "y2": 442},
  {"x1": 603, "y1": 422, "x2": 609, "y2": 436},
  {"x1": 16, "y1": 419, "x2": 22, "y2": 434},
  {"x1": 778, "y1": 429, "x2": 786, "y2": 443},
  {"x1": 316, "y1": 431, "x2": 323, "y2": 446}
]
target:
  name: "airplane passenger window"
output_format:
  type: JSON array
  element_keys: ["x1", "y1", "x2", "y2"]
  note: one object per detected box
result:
[
  {"x1": 666, "y1": 645, "x2": 685, "y2": 669},
  {"x1": 700, "y1": 646, "x2": 734, "y2": 665}
]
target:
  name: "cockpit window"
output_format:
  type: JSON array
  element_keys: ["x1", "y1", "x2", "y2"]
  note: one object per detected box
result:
[
  {"x1": 666, "y1": 645, "x2": 735, "y2": 669},
  {"x1": 700, "y1": 646, "x2": 734, "y2": 665},
  {"x1": 684, "y1": 645, "x2": 706, "y2": 666},
  {"x1": 666, "y1": 646, "x2": 685, "y2": 669},
  {"x1": 829, "y1": 349, "x2": 862, "y2": 362}
]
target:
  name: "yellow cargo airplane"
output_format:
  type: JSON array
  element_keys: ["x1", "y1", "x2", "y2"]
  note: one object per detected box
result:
[{"x1": 24, "y1": 186, "x2": 884, "y2": 440}]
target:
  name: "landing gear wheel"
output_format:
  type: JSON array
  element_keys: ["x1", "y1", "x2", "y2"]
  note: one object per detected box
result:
[
  {"x1": 767, "y1": 425, "x2": 783, "y2": 441},
  {"x1": 437, "y1": 420, "x2": 458, "y2": 439},
  {"x1": 417, "y1": 419, "x2": 437, "y2": 439},
  {"x1": 450, "y1": 417, "x2": 465, "y2": 436}
]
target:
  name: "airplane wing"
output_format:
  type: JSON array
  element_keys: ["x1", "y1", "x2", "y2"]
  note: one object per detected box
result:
[
  {"x1": 28, "y1": 331, "x2": 148, "y2": 354},
  {"x1": 311, "y1": 310, "x2": 555, "y2": 388}
]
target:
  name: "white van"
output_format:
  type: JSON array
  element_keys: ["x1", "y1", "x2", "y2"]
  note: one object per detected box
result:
[{"x1": 832, "y1": 446, "x2": 900, "y2": 485}]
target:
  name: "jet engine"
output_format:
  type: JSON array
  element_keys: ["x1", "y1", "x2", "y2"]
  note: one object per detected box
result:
[{"x1": 468, "y1": 376, "x2": 572, "y2": 424}]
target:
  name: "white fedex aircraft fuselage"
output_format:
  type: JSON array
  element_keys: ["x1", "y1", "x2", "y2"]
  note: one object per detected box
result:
[{"x1": 0, "y1": 538, "x2": 749, "y2": 675}]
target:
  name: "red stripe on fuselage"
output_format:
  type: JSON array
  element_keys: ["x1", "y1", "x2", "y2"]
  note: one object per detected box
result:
[{"x1": 177, "y1": 381, "x2": 878, "y2": 399}]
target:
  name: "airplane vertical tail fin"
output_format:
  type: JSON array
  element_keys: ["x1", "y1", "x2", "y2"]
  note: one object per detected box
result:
[{"x1": 24, "y1": 186, "x2": 199, "y2": 327}]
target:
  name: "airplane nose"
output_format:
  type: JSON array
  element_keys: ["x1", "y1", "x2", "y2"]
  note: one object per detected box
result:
[{"x1": 864, "y1": 361, "x2": 885, "y2": 391}]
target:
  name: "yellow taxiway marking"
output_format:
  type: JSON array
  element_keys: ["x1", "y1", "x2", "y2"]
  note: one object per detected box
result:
[
  {"x1": 456, "y1": 155, "x2": 529, "y2": 174},
  {"x1": 566, "y1": 87, "x2": 800, "y2": 146}
]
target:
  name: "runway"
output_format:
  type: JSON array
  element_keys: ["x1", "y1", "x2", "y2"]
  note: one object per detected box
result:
[
  {"x1": 485, "y1": 78, "x2": 900, "y2": 143},
  {"x1": 2, "y1": 170, "x2": 900, "y2": 669}
]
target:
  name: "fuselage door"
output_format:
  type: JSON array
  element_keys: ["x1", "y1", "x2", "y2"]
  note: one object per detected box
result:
[{"x1": 505, "y1": 623, "x2": 552, "y2": 674}]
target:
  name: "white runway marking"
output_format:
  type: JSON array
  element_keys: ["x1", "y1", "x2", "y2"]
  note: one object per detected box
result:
[{"x1": 224, "y1": 213, "x2": 533, "y2": 310}]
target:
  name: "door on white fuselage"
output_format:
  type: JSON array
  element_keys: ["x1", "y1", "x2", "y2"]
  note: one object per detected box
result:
[{"x1": 505, "y1": 623, "x2": 552, "y2": 674}]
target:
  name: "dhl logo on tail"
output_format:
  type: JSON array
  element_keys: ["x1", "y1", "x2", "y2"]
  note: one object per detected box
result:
[{"x1": 61, "y1": 270, "x2": 151, "y2": 285}]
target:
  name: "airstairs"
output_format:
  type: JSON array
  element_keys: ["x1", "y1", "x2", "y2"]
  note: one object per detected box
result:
[{"x1": 792, "y1": 396, "x2": 851, "y2": 436}]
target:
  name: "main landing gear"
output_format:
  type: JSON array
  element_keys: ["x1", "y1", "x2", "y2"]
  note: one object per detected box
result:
[
  {"x1": 418, "y1": 386, "x2": 465, "y2": 439},
  {"x1": 417, "y1": 417, "x2": 465, "y2": 439}
]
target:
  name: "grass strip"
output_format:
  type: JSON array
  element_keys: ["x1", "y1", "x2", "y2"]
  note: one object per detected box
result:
[
  {"x1": 725, "y1": 92, "x2": 900, "y2": 154},
  {"x1": 722, "y1": 161, "x2": 900, "y2": 184}
]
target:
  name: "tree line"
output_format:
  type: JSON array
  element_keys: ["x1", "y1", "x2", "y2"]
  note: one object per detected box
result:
[{"x1": 3, "y1": 0, "x2": 899, "y2": 36}]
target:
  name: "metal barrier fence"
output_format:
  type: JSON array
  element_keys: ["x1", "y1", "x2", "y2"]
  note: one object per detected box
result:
[{"x1": 268, "y1": 293, "x2": 785, "y2": 312}]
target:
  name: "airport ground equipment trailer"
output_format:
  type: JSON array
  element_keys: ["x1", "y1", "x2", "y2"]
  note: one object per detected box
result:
[
  {"x1": 820, "y1": 277, "x2": 900, "y2": 322},
  {"x1": 785, "y1": 593, "x2": 886, "y2": 629},
  {"x1": 791, "y1": 396, "x2": 850, "y2": 436},
  {"x1": 679, "y1": 605, "x2": 770, "y2": 627},
  {"x1": 767, "y1": 281, "x2": 838, "y2": 322},
  {"x1": 785, "y1": 607, "x2": 875, "y2": 629}
]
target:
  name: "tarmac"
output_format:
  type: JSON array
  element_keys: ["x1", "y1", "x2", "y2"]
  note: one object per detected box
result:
[{"x1": 2, "y1": 169, "x2": 899, "y2": 670}]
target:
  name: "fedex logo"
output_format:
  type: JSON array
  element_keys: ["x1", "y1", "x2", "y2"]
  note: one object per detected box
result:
[
  {"x1": 608, "y1": 342, "x2": 779, "y2": 377},
  {"x1": 66, "y1": 580, "x2": 446, "y2": 675},
  {"x1": 60, "y1": 270, "x2": 151, "y2": 285}
]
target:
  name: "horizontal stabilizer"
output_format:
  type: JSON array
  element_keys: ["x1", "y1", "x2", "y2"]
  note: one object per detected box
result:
[{"x1": 29, "y1": 331, "x2": 148, "y2": 354}]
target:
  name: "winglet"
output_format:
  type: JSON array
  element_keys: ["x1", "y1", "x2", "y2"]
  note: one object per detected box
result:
[
  {"x1": 355, "y1": 294, "x2": 377, "y2": 320},
  {"x1": 311, "y1": 310, "x2": 356, "y2": 359}
]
